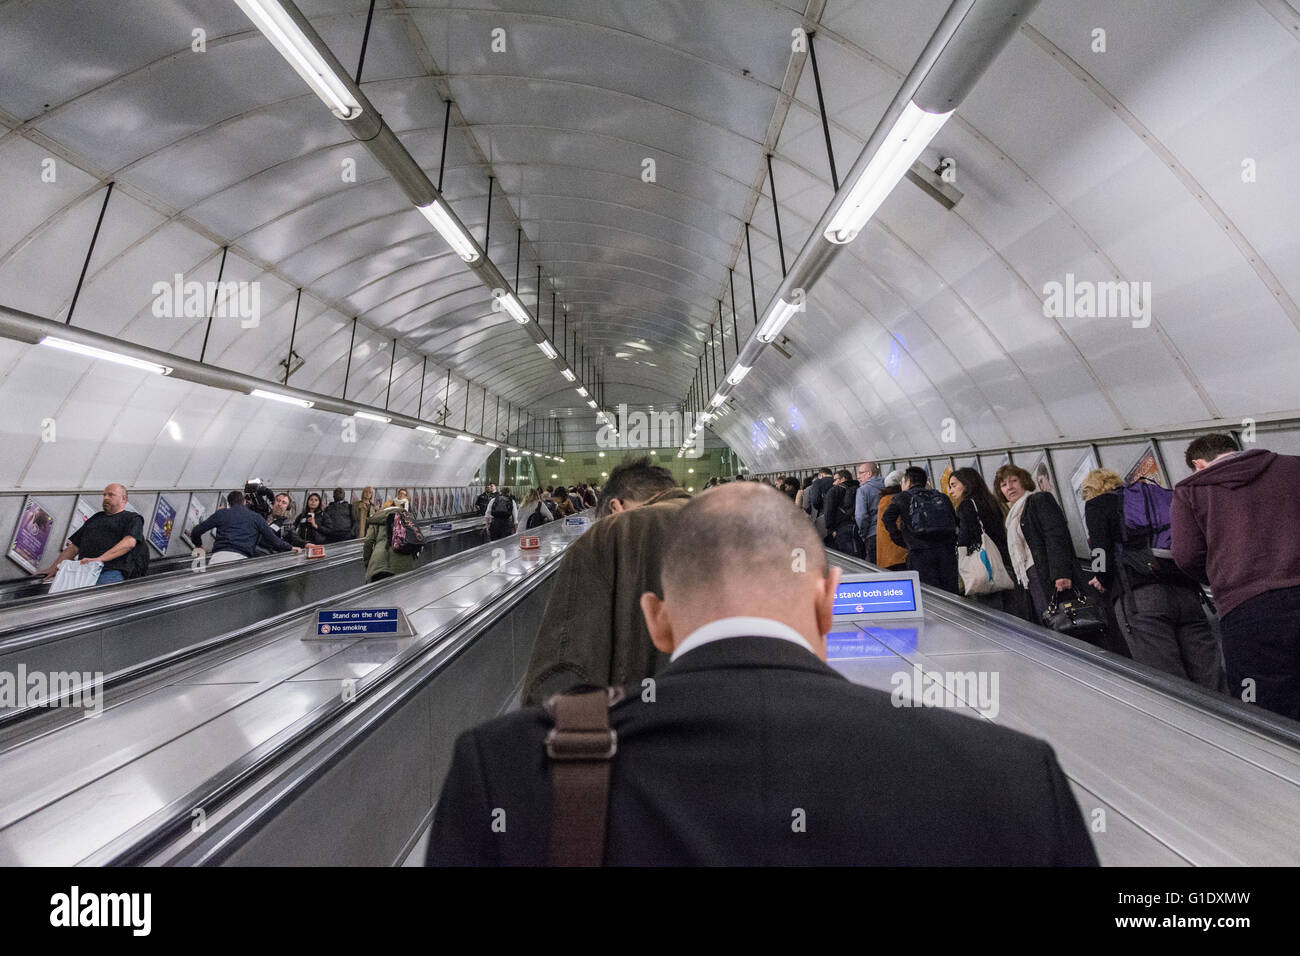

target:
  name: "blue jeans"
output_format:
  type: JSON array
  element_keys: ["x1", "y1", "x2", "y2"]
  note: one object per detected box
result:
[{"x1": 97, "y1": 570, "x2": 125, "y2": 585}]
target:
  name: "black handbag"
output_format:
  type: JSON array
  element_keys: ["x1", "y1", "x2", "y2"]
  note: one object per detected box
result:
[{"x1": 1042, "y1": 588, "x2": 1109, "y2": 641}]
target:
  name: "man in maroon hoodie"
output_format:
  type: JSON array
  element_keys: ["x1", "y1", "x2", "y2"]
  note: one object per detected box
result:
[{"x1": 1172, "y1": 433, "x2": 1300, "y2": 720}]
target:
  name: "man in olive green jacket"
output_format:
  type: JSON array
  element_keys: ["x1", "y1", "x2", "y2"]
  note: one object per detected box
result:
[{"x1": 522, "y1": 458, "x2": 689, "y2": 705}]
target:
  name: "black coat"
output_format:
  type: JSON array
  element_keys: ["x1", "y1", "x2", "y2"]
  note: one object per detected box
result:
[
  {"x1": 956, "y1": 496, "x2": 1013, "y2": 571},
  {"x1": 1019, "y1": 492, "x2": 1083, "y2": 596},
  {"x1": 823, "y1": 479, "x2": 862, "y2": 556},
  {"x1": 805, "y1": 475, "x2": 834, "y2": 516},
  {"x1": 429, "y1": 636, "x2": 1099, "y2": 866}
]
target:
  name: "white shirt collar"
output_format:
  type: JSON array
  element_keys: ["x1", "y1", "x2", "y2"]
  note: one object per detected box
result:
[{"x1": 670, "y1": 616, "x2": 816, "y2": 662}]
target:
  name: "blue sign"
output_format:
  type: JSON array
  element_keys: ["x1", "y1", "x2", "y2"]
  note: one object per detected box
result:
[
  {"x1": 431, "y1": 522, "x2": 454, "y2": 532},
  {"x1": 316, "y1": 608, "x2": 400, "y2": 636},
  {"x1": 826, "y1": 627, "x2": 918, "y2": 660},
  {"x1": 833, "y1": 577, "x2": 918, "y2": 616},
  {"x1": 563, "y1": 516, "x2": 588, "y2": 533}
]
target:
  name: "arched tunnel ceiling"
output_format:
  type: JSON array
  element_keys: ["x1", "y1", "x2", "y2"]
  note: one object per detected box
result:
[{"x1": 0, "y1": 0, "x2": 1297, "y2": 475}]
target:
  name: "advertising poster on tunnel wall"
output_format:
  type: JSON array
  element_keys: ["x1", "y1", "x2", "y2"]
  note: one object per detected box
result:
[
  {"x1": 180, "y1": 496, "x2": 206, "y2": 550},
  {"x1": 64, "y1": 496, "x2": 98, "y2": 546},
  {"x1": 148, "y1": 496, "x2": 177, "y2": 555},
  {"x1": 1125, "y1": 442, "x2": 1165, "y2": 488},
  {"x1": 1028, "y1": 451, "x2": 1056, "y2": 498},
  {"x1": 1068, "y1": 449, "x2": 1099, "y2": 531},
  {"x1": 8, "y1": 497, "x2": 54, "y2": 575}
]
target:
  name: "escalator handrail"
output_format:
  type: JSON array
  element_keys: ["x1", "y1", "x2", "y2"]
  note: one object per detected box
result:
[
  {"x1": 89, "y1": 519, "x2": 582, "y2": 866},
  {"x1": 0, "y1": 515, "x2": 481, "y2": 645},
  {"x1": 0, "y1": 523, "x2": 494, "y2": 728},
  {"x1": 829, "y1": 551, "x2": 1300, "y2": 748}
]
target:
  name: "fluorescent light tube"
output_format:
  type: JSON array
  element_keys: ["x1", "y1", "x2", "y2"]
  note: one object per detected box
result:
[
  {"x1": 416, "y1": 425, "x2": 440, "y2": 434},
  {"x1": 40, "y1": 336, "x2": 173, "y2": 375},
  {"x1": 710, "y1": 393, "x2": 725, "y2": 407},
  {"x1": 506, "y1": 447, "x2": 518, "y2": 453},
  {"x1": 537, "y1": 341, "x2": 558, "y2": 359},
  {"x1": 561, "y1": 369, "x2": 576, "y2": 382},
  {"x1": 824, "y1": 101, "x2": 952, "y2": 244},
  {"x1": 250, "y1": 388, "x2": 313, "y2": 408},
  {"x1": 756, "y1": 298, "x2": 799, "y2": 343},
  {"x1": 232, "y1": 0, "x2": 363, "y2": 120},
  {"x1": 455, "y1": 433, "x2": 475, "y2": 442},
  {"x1": 416, "y1": 200, "x2": 480, "y2": 262},
  {"x1": 727, "y1": 364, "x2": 751, "y2": 386},
  {"x1": 354, "y1": 411, "x2": 391, "y2": 423},
  {"x1": 500, "y1": 293, "x2": 530, "y2": 324},
  {"x1": 587, "y1": 400, "x2": 598, "y2": 409},
  {"x1": 576, "y1": 386, "x2": 588, "y2": 397}
]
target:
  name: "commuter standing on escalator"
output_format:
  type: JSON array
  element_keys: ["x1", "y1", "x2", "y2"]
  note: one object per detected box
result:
[
  {"x1": 522, "y1": 457, "x2": 690, "y2": 705},
  {"x1": 363, "y1": 499, "x2": 415, "y2": 582},
  {"x1": 1172, "y1": 433, "x2": 1300, "y2": 718},
  {"x1": 39, "y1": 483, "x2": 147, "y2": 586},
  {"x1": 266, "y1": 493, "x2": 306, "y2": 549},
  {"x1": 475, "y1": 483, "x2": 498, "y2": 517},
  {"x1": 882, "y1": 467, "x2": 959, "y2": 592},
  {"x1": 352, "y1": 486, "x2": 376, "y2": 535},
  {"x1": 874, "y1": 471, "x2": 909, "y2": 571},
  {"x1": 319, "y1": 487, "x2": 356, "y2": 542},
  {"x1": 1081, "y1": 468, "x2": 1224, "y2": 691},
  {"x1": 293, "y1": 492, "x2": 327, "y2": 545},
  {"x1": 949, "y1": 468, "x2": 1028, "y2": 620},
  {"x1": 551, "y1": 488, "x2": 576, "y2": 518},
  {"x1": 486, "y1": 487, "x2": 518, "y2": 541},
  {"x1": 822, "y1": 469, "x2": 862, "y2": 558},
  {"x1": 190, "y1": 491, "x2": 296, "y2": 565}
]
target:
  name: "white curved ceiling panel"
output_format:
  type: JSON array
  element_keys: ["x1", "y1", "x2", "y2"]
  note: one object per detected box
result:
[{"x1": 0, "y1": 0, "x2": 1296, "y2": 491}]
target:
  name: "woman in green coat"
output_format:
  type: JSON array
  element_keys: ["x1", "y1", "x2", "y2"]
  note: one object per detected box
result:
[{"x1": 362, "y1": 500, "x2": 415, "y2": 582}]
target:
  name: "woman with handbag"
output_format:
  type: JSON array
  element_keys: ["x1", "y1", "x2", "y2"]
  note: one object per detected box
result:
[
  {"x1": 948, "y1": 468, "x2": 1030, "y2": 620},
  {"x1": 996, "y1": 464, "x2": 1122, "y2": 652}
]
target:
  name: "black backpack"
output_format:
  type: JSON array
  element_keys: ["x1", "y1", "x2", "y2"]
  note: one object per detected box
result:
[
  {"x1": 127, "y1": 536, "x2": 150, "y2": 579},
  {"x1": 490, "y1": 495, "x2": 514, "y2": 520},
  {"x1": 832, "y1": 487, "x2": 857, "y2": 532},
  {"x1": 906, "y1": 488, "x2": 956, "y2": 538},
  {"x1": 525, "y1": 504, "x2": 550, "y2": 530}
]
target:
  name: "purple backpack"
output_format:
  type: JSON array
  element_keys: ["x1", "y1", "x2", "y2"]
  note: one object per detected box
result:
[{"x1": 1119, "y1": 478, "x2": 1173, "y2": 551}]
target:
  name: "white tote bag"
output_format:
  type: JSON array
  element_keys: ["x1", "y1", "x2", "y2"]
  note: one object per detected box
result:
[
  {"x1": 48, "y1": 559, "x2": 102, "y2": 594},
  {"x1": 958, "y1": 510, "x2": 1015, "y2": 596}
]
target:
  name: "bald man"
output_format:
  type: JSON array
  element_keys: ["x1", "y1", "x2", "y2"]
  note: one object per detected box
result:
[
  {"x1": 41, "y1": 483, "x2": 146, "y2": 586},
  {"x1": 429, "y1": 483, "x2": 1097, "y2": 866}
]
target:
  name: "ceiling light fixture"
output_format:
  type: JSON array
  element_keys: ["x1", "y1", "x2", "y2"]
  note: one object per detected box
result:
[
  {"x1": 537, "y1": 341, "x2": 558, "y2": 359},
  {"x1": 500, "y1": 293, "x2": 531, "y2": 324},
  {"x1": 232, "y1": 0, "x2": 363, "y2": 119},
  {"x1": 354, "y1": 410, "x2": 391, "y2": 423},
  {"x1": 416, "y1": 200, "x2": 480, "y2": 262},
  {"x1": 41, "y1": 336, "x2": 173, "y2": 376},
  {"x1": 824, "y1": 102, "x2": 952, "y2": 245},
  {"x1": 756, "y1": 299, "x2": 800, "y2": 344},
  {"x1": 250, "y1": 387, "x2": 313, "y2": 408}
]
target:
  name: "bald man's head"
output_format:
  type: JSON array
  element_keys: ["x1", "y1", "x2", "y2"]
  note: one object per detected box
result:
[
  {"x1": 102, "y1": 483, "x2": 127, "y2": 515},
  {"x1": 662, "y1": 483, "x2": 829, "y2": 597},
  {"x1": 642, "y1": 482, "x2": 840, "y2": 660}
]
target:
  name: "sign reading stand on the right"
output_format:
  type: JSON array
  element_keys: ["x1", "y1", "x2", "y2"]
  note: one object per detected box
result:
[{"x1": 831, "y1": 571, "x2": 925, "y2": 623}]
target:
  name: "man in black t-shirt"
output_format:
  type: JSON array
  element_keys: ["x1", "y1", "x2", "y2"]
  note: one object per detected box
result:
[{"x1": 40, "y1": 483, "x2": 145, "y2": 585}]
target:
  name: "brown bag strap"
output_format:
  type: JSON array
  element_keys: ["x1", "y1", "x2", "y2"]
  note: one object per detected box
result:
[{"x1": 544, "y1": 688, "x2": 619, "y2": 866}]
